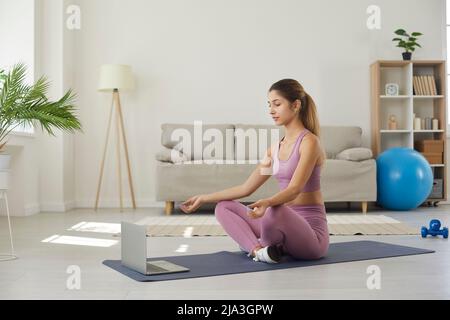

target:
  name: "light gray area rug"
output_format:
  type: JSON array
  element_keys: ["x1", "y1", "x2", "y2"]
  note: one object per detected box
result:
[{"x1": 108, "y1": 215, "x2": 419, "y2": 237}]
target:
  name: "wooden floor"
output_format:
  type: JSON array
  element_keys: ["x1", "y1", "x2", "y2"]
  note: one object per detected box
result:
[{"x1": 0, "y1": 204, "x2": 449, "y2": 300}]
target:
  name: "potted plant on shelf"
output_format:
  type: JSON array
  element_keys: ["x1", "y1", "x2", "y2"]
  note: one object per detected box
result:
[
  {"x1": 392, "y1": 29, "x2": 423, "y2": 61},
  {"x1": 0, "y1": 63, "x2": 82, "y2": 188}
]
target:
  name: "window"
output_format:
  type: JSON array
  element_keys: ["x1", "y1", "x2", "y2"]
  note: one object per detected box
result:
[{"x1": 12, "y1": 123, "x2": 34, "y2": 135}]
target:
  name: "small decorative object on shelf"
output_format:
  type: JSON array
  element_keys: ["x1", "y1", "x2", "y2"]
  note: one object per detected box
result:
[
  {"x1": 424, "y1": 117, "x2": 431, "y2": 130},
  {"x1": 432, "y1": 119, "x2": 439, "y2": 130},
  {"x1": 414, "y1": 117, "x2": 422, "y2": 131},
  {"x1": 388, "y1": 115, "x2": 398, "y2": 130},
  {"x1": 385, "y1": 83, "x2": 399, "y2": 96},
  {"x1": 392, "y1": 28, "x2": 423, "y2": 60}
]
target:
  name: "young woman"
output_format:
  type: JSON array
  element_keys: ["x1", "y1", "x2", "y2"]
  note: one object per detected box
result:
[{"x1": 180, "y1": 79, "x2": 329, "y2": 264}]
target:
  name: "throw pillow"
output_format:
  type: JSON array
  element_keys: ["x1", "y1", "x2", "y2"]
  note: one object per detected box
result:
[
  {"x1": 156, "y1": 147, "x2": 190, "y2": 163},
  {"x1": 336, "y1": 148, "x2": 373, "y2": 161}
]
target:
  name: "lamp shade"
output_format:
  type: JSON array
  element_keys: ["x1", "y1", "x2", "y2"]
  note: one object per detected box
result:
[{"x1": 98, "y1": 64, "x2": 135, "y2": 92}]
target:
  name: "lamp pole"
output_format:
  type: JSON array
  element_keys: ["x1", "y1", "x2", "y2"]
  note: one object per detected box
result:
[{"x1": 95, "y1": 88, "x2": 136, "y2": 211}]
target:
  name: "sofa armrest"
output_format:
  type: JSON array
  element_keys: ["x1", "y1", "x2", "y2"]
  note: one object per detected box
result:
[
  {"x1": 336, "y1": 148, "x2": 373, "y2": 162},
  {"x1": 155, "y1": 147, "x2": 190, "y2": 163}
]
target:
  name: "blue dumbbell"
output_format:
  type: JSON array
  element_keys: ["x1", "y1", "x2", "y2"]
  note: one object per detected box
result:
[{"x1": 421, "y1": 219, "x2": 449, "y2": 239}]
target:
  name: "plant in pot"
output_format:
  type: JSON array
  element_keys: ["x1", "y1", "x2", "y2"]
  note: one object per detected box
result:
[
  {"x1": 0, "y1": 63, "x2": 82, "y2": 188},
  {"x1": 392, "y1": 29, "x2": 423, "y2": 61}
]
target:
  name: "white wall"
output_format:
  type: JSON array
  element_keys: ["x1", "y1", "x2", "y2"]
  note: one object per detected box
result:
[
  {"x1": 71, "y1": 0, "x2": 447, "y2": 207},
  {"x1": 0, "y1": 0, "x2": 35, "y2": 81},
  {"x1": 35, "y1": 0, "x2": 78, "y2": 212}
]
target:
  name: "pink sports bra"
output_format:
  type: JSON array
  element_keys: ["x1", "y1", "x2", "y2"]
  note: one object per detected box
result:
[{"x1": 272, "y1": 129, "x2": 321, "y2": 193}]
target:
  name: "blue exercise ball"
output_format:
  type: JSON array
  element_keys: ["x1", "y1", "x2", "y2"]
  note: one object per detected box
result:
[{"x1": 377, "y1": 147, "x2": 433, "y2": 211}]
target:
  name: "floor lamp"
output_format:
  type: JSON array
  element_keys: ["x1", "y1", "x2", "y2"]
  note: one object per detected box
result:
[{"x1": 95, "y1": 64, "x2": 137, "y2": 211}]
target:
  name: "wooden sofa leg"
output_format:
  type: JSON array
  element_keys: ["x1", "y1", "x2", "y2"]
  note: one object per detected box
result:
[
  {"x1": 362, "y1": 202, "x2": 368, "y2": 214},
  {"x1": 165, "y1": 201, "x2": 174, "y2": 216}
]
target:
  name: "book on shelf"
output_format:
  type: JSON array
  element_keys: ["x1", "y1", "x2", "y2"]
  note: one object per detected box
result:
[
  {"x1": 431, "y1": 75, "x2": 438, "y2": 95},
  {"x1": 418, "y1": 76, "x2": 425, "y2": 95},
  {"x1": 424, "y1": 76, "x2": 431, "y2": 95},
  {"x1": 413, "y1": 76, "x2": 420, "y2": 95},
  {"x1": 428, "y1": 75, "x2": 436, "y2": 95}
]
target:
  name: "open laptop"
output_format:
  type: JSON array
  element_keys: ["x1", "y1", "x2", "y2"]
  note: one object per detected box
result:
[{"x1": 121, "y1": 222, "x2": 190, "y2": 275}]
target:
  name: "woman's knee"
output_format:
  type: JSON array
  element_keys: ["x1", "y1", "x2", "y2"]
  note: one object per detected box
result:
[
  {"x1": 214, "y1": 200, "x2": 236, "y2": 217},
  {"x1": 259, "y1": 207, "x2": 285, "y2": 232}
]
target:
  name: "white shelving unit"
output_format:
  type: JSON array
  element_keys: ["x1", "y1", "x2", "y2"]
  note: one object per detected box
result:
[{"x1": 371, "y1": 60, "x2": 448, "y2": 205}]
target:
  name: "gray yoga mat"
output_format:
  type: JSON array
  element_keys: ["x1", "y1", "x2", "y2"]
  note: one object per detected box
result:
[{"x1": 103, "y1": 241, "x2": 434, "y2": 282}]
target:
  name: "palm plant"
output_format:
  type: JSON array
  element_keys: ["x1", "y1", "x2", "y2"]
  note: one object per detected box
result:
[{"x1": 0, "y1": 63, "x2": 82, "y2": 152}]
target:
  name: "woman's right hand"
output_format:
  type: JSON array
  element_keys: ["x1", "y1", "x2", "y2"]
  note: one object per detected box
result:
[{"x1": 180, "y1": 195, "x2": 206, "y2": 214}]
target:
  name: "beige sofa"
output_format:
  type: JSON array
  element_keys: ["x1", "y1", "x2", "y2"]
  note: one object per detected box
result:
[{"x1": 155, "y1": 124, "x2": 377, "y2": 215}]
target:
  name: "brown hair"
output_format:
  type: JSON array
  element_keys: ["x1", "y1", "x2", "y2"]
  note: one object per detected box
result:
[{"x1": 269, "y1": 79, "x2": 321, "y2": 137}]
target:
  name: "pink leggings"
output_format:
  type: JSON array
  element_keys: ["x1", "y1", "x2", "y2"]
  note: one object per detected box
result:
[{"x1": 215, "y1": 200, "x2": 329, "y2": 260}]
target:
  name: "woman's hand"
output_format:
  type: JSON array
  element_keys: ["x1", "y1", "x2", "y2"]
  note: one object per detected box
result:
[
  {"x1": 180, "y1": 195, "x2": 206, "y2": 214},
  {"x1": 247, "y1": 199, "x2": 271, "y2": 219}
]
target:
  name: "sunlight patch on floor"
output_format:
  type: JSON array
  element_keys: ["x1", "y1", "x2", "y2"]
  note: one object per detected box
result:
[
  {"x1": 68, "y1": 222, "x2": 121, "y2": 234},
  {"x1": 42, "y1": 235, "x2": 118, "y2": 247}
]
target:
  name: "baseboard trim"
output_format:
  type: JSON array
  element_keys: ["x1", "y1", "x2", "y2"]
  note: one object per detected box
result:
[
  {"x1": 75, "y1": 199, "x2": 165, "y2": 209},
  {"x1": 24, "y1": 203, "x2": 41, "y2": 216},
  {"x1": 40, "y1": 200, "x2": 76, "y2": 213}
]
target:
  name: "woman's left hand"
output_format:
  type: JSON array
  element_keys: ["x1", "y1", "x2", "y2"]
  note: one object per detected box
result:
[{"x1": 247, "y1": 199, "x2": 271, "y2": 219}]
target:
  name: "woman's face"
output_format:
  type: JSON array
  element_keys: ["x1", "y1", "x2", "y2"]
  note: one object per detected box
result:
[{"x1": 268, "y1": 90, "x2": 299, "y2": 126}]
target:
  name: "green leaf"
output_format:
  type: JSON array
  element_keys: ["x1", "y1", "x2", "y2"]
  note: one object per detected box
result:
[
  {"x1": 395, "y1": 29, "x2": 407, "y2": 36},
  {"x1": 392, "y1": 38, "x2": 402, "y2": 41},
  {"x1": 411, "y1": 32, "x2": 423, "y2": 36}
]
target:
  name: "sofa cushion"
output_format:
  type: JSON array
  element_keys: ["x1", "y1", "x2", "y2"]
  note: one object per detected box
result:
[
  {"x1": 155, "y1": 147, "x2": 190, "y2": 163},
  {"x1": 234, "y1": 124, "x2": 285, "y2": 161},
  {"x1": 161, "y1": 123, "x2": 235, "y2": 161},
  {"x1": 320, "y1": 127, "x2": 363, "y2": 159},
  {"x1": 336, "y1": 148, "x2": 373, "y2": 162}
]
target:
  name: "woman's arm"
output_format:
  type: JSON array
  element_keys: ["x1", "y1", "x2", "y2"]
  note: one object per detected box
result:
[
  {"x1": 264, "y1": 134, "x2": 322, "y2": 207},
  {"x1": 203, "y1": 147, "x2": 273, "y2": 203}
]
